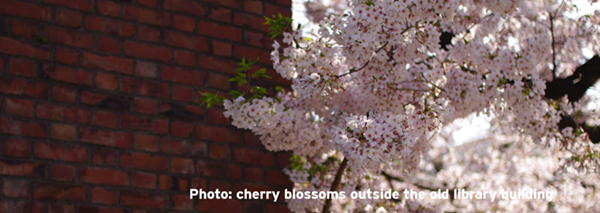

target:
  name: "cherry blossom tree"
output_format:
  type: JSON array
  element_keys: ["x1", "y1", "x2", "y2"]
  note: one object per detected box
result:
[{"x1": 202, "y1": 0, "x2": 600, "y2": 212}]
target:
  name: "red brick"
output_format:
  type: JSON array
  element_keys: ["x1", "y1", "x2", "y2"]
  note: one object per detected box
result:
[
  {"x1": 124, "y1": 41, "x2": 172, "y2": 62},
  {"x1": 45, "y1": 27, "x2": 94, "y2": 49},
  {"x1": 92, "y1": 149, "x2": 117, "y2": 166},
  {"x1": 173, "y1": 194, "x2": 193, "y2": 210},
  {"x1": 0, "y1": 0, "x2": 51, "y2": 22},
  {"x1": 49, "y1": 164, "x2": 75, "y2": 181},
  {"x1": 164, "y1": 0, "x2": 207, "y2": 16},
  {"x1": 123, "y1": 5, "x2": 171, "y2": 26},
  {"x1": 55, "y1": 47, "x2": 80, "y2": 65},
  {"x1": 9, "y1": 58, "x2": 36, "y2": 77},
  {"x1": 199, "y1": 0, "x2": 241, "y2": 9},
  {"x1": 196, "y1": 160, "x2": 241, "y2": 179},
  {"x1": 52, "y1": 85, "x2": 78, "y2": 103},
  {"x1": 210, "y1": 7, "x2": 231, "y2": 23},
  {"x1": 43, "y1": 0, "x2": 93, "y2": 11},
  {"x1": 5, "y1": 98, "x2": 34, "y2": 117},
  {"x1": 233, "y1": 182, "x2": 272, "y2": 192},
  {"x1": 212, "y1": 40, "x2": 232, "y2": 56},
  {"x1": 85, "y1": 16, "x2": 135, "y2": 37},
  {"x1": 173, "y1": 15, "x2": 196, "y2": 32},
  {"x1": 135, "y1": 60, "x2": 159, "y2": 78},
  {"x1": 36, "y1": 102, "x2": 90, "y2": 123},
  {"x1": 266, "y1": 204, "x2": 292, "y2": 213},
  {"x1": 275, "y1": 152, "x2": 292, "y2": 168},
  {"x1": 55, "y1": 9, "x2": 82, "y2": 27},
  {"x1": 83, "y1": 52, "x2": 133, "y2": 74},
  {"x1": 33, "y1": 183, "x2": 86, "y2": 201},
  {"x1": 1, "y1": 138, "x2": 30, "y2": 157},
  {"x1": 78, "y1": 206, "x2": 124, "y2": 213},
  {"x1": 0, "y1": 159, "x2": 45, "y2": 177},
  {"x1": 233, "y1": 13, "x2": 267, "y2": 32},
  {"x1": 50, "y1": 204, "x2": 75, "y2": 213},
  {"x1": 234, "y1": 45, "x2": 271, "y2": 64},
  {"x1": 41, "y1": 64, "x2": 92, "y2": 85},
  {"x1": 134, "y1": 134, "x2": 158, "y2": 152},
  {"x1": 92, "y1": 110, "x2": 117, "y2": 128},
  {"x1": 91, "y1": 187, "x2": 116, "y2": 205},
  {"x1": 170, "y1": 121, "x2": 194, "y2": 137},
  {"x1": 198, "y1": 20, "x2": 241, "y2": 42},
  {"x1": 95, "y1": 72, "x2": 119, "y2": 91},
  {"x1": 80, "y1": 128, "x2": 132, "y2": 148},
  {"x1": 120, "y1": 152, "x2": 168, "y2": 171},
  {"x1": 119, "y1": 190, "x2": 169, "y2": 209},
  {"x1": 0, "y1": 201, "x2": 44, "y2": 213},
  {"x1": 208, "y1": 108, "x2": 229, "y2": 125},
  {"x1": 11, "y1": 19, "x2": 40, "y2": 39},
  {"x1": 97, "y1": 36, "x2": 121, "y2": 54},
  {"x1": 244, "y1": 0, "x2": 263, "y2": 14},
  {"x1": 138, "y1": 0, "x2": 158, "y2": 7},
  {"x1": 53, "y1": 205, "x2": 78, "y2": 213},
  {"x1": 195, "y1": 124, "x2": 241, "y2": 143},
  {"x1": 159, "y1": 175, "x2": 188, "y2": 191},
  {"x1": 133, "y1": 172, "x2": 156, "y2": 189},
  {"x1": 163, "y1": 31, "x2": 209, "y2": 52},
  {"x1": 233, "y1": 147, "x2": 274, "y2": 166},
  {"x1": 161, "y1": 65, "x2": 206, "y2": 86},
  {"x1": 197, "y1": 55, "x2": 238, "y2": 74},
  {"x1": 209, "y1": 144, "x2": 230, "y2": 160},
  {"x1": 80, "y1": 90, "x2": 106, "y2": 105},
  {"x1": 0, "y1": 36, "x2": 50, "y2": 60},
  {"x1": 120, "y1": 114, "x2": 168, "y2": 134},
  {"x1": 121, "y1": 77, "x2": 170, "y2": 98},
  {"x1": 171, "y1": 85, "x2": 194, "y2": 102},
  {"x1": 0, "y1": 117, "x2": 47, "y2": 138},
  {"x1": 49, "y1": 123, "x2": 77, "y2": 141},
  {"x1": 97, "y1": 0, "x2": 120, "y2": 17},
  {"x1": 244, "y1": 167, "x2": 264, "y2": 182},
  {"x1": 266, "y1": 170, "x2": 293, "y2": 186},
  {"x1": 208, "y1": 73, "x2": 230, "y2": 90},
  {"x1": 171, "y1": 157, "x2": 194, "y2": 174},
  {"x1": 80, "y1": 167, "x2": 129, "y2": 186},
  {"x1": 133, "y1": 98, "x2": 158, "y2": 114},
  {"x1": 208, "y1": 180, "x2": 231, "y2": 191},
  {"x1": 197, "y1": 199, "x2": 242, "y2": 213},
  {"x1": 160, "y1": 138, "x2": 198, "y2": 155},
  {"x1": 265, "y1": 3, "x2": 292, "y2": 17},
  {"x1": 138, "y1": 26, "x2": 161, "y2": 43},
  {"x1": 190, "y1": 178, "x2": 206, "y2": 189},
  {"x1": 34, "y1": 142, "x2": 87, "y2": 162},
  {"x1": 174, "y1": 50, "x2": 196, "y2": 67},
  {"x1": 2, "y1": 179, "x2": 28, "y2": 198},
  {"x1": 244, "y1": 30, "x2": 265, "y2": 48}
]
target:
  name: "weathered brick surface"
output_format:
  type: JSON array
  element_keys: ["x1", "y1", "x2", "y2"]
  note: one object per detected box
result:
[{"x1": 0, "y1": 0, "x2": 292, "y2": 212}]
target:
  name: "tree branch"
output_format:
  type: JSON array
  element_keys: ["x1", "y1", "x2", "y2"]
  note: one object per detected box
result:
[
  {"x1": 549, "y1": 11, "x2": 558, "y2": 81},
  {"x1": 322, "y1": 158, "x2": 348, "y2": 213}
]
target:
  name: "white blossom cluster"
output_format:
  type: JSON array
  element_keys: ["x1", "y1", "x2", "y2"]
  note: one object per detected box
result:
[{"x1": 219, "y1": 0, "x2": 600, "y2": 211}]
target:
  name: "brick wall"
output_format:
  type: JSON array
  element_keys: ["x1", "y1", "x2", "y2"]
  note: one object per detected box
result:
[{"x1": 0, "y1": 0, "x2": 294, "y2": 212}]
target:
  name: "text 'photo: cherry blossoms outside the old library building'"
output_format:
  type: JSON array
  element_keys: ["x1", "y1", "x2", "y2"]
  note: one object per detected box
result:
[{"x1": 1, "y1": 0, "x2": 600, "y2": 212}]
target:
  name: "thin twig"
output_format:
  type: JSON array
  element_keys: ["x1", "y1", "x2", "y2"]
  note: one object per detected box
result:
[
  {"x1": 322, "y1": 158, "x2": 348, "y2": 213},
  {"x1": 336, "y1": 41, "x2": 390, "y2": 78},
  {"x1": 336, "y1": 25, "x2": 414, "y2": 78}
]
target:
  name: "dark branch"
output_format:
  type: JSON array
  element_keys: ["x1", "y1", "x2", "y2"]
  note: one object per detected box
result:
[
  {"x1": 322, "y1": 158, "x2": 348, "y2": 213},
  {"x1": 549, "y1": 12, "x2": 558, "y2": 80},
  {"x1": 545, "y1": 55, "x2": 600, "y2": 143}
]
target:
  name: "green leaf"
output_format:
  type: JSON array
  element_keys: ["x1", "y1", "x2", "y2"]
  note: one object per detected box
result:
[
  {"x1": 365, "y1": 0, "x2": 374, "y2": 6},
  {"x1": 251, "y1": 68, "x2": 271, "y2": 79},
  {"x1": 275, "y1": 86, "x2": 284, "y2": 93}
]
